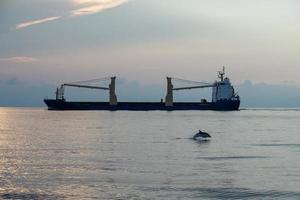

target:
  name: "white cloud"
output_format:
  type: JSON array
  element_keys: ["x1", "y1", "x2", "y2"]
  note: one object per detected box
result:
[
  {"x1": 70, "y1": 0, "x2": 128, "y2": 17},
  {"x1": 15, "y1": 16, "x2": 61, "y2": 30},
  {"x1": 14, "y1": 0, "x2": 129, "y2": 30},
  {"x1": 0, "y1": 57, "x2": 39, "y2": 63}
]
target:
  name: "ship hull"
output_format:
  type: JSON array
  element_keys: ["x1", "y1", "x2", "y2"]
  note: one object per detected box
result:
[{"x1": 44, "y1": 99, "x2": 240, "y2": 111}]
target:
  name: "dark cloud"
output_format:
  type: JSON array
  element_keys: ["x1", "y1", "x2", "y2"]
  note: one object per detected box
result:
[{"x1": 238, "y1": 80, "x2": 300, "y2": 108}]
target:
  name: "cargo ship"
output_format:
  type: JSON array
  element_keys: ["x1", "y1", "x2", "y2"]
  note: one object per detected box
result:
[{"x1": 44, "y1": 67, "x2": 240, "y2": 111}]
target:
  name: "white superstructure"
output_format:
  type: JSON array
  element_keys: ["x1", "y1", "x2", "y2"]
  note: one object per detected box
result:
[{"x1": 212, "y1": 67, "x2": 237, "y2": 102}]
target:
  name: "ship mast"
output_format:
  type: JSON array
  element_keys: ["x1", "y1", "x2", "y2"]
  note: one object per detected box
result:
[{"x1": 218, "y1": 66, "x2": 225, "y2": 81}]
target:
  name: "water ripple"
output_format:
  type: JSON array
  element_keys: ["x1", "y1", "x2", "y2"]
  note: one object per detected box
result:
[
  {"x1": 139, "y1": 186, "x2": 300, "y2": 199},
  {"x1": 0, "y1": 192, "x2": 63, "y2": 200},
  {"x1": 254, "y1": 144, "x2": 300, "y2": 148},
  {"x1": 196, "y1": 156, "x2": 269, "y2": 160}
]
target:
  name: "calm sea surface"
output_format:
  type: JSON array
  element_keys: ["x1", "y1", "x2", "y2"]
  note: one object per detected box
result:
[{"x1": 0, "y1": 108, "x2": 299, "y2": 199}]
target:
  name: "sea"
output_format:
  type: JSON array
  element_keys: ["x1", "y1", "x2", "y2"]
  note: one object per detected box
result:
[{"x1": 0, "y1": 107, "x2": 299, "y2": 199}]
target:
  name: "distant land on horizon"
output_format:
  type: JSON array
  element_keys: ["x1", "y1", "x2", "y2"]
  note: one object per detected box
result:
[{"x1": 0, "y1": 79, "x2": 299, "y2": 108}]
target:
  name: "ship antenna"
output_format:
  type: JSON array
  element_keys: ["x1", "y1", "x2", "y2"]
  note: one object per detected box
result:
[{"x1": 218, "y1": 65, "x2": 225, "y2": 81}]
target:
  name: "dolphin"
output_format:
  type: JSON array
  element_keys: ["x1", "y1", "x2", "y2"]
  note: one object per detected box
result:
[{"x1": 193, "y1": 130, "x2": 211, "y2": 141}]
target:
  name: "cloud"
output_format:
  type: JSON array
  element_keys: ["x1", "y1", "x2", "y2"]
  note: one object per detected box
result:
[
  {"x1": 14, "y1": 0, "x2": 129, "y2": 30},
  {"x1": 70, "y1": 0, "x2": 129, "y2": 17},
  {"x1": 15, "y1": 16, "x2": 61, "y2": 30},
  {"x1": 237, "y1": 80, "x2": 300, "y2": 107},
  {"x1": 0, "y1": 56, "x2": 39, "y2": 63}
]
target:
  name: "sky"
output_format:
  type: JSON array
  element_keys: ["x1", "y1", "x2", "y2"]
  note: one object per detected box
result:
[{"x1": 0, "y1": 0, "x2": 300, "y2": 107}]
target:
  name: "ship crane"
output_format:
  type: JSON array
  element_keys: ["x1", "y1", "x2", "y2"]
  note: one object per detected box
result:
[
  {"x1": 165, "y1": 77, "x2": 215, "y2": 106},
  {"x1": 56, "y1": 76, "x2": 118, "y2": 105}
]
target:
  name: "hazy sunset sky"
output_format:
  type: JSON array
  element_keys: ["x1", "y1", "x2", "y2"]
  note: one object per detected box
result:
[{"x1": 0, "y1": 0, "x2": 300, "y2": 87}]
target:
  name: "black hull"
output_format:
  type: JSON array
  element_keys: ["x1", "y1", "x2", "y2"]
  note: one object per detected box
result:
[{"x1": 44, "y1": 99, "x2": 240, "y2": 111}]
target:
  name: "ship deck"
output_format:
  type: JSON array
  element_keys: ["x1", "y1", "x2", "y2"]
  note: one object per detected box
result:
[{"x1": 44, "y1": 99, "x2": 240, "y2": 111}]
